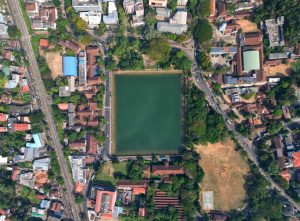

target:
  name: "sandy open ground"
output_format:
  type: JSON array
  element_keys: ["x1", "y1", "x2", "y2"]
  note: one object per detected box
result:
[
  {"x1": 237, "y1": 19, "x2": 259, "y2": 33},
  {"x1": 264, "y1": 63, "x2": 293, "y2": 77},
  {"x1": 45, "y1": 52, "x2": 62, "y2": 79},
  {"x1": 196, "y1": 139, "x2": 249, "y2": 211}
]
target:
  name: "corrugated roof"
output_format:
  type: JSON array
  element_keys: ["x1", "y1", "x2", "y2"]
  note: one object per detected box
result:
[
  {"x1": 63, "y1": 56, "x2": 78, "y2": 76},
  {"x1": 242, "y1": 50, "x2": 260, "y2": 72}
]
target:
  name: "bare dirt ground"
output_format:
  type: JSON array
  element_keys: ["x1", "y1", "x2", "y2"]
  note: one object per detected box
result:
[
  {"x1": 237, "y1": 19, "x2": 259, "y2": 33},
  {"x1": 34, "y1": 171, "x2": 48, "y2": 188},
  {"x1": 45, "y1": 52, "x2": 62, "y2": 79},
  {"x1": 264, "y1": 63, "x2": 293, "y2": 77},
  {"x1": 195, "y1": 139, "x2": 249, "y2": 211}
]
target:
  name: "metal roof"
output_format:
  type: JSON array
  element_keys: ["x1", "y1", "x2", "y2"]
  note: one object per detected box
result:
[
  {"x1": 242, "y1": 50, "x2": 260, "y2": 72},
  {"x1": 63, "y1": 56, "x2": 78, "y2": 76}
]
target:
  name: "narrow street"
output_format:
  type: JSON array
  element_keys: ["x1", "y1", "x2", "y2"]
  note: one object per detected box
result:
[{"x1": 7, "y1": 0, "x2": 81, "y2": 220}]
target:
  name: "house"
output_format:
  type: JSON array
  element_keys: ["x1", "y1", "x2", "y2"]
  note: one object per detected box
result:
[
  {"x1": 117, "y1": 180, "x2": 148, "y2": 204},
  {"x1": 68, "y1": 103, "x2": 76, "y2": 127},
  {"x1": 79, "y1": 11, "x2": 102, "y2": 28},
  {"x1": 33, "y1": 157, "x2": 51, "y2": 171},
  {"x1": 26, "y1": 133, "x2": 45, "y2": 148},
  {"x1": 217, "y1": 1, "x2": 227, "y2": 18},
  {"x1": 239, "y1": 32, "x2": 263, "y2": 46},
  {"x1": 63, "y1": 56, "x2": 78, "y2": 77},
  {"x1": 149, "y1": 0, "x2": 167, "y2": 7},
  {"x1": 58, "y1": 40, "x2": 81, "y2": 53},
  {"x1": 103, "y1": 1, "x2": 119, "y2": 25},
  {"x1": 31, "y1": 207, "x2": 47, "y2": 220},
  {"x1": 209, "y1": 0, "x2": 216, "y2": 17},
  {"x1": 293, "y1": 152, "x2": 300, "y2": 168},
  {"x1": 157, "y1": 9, "x2": 188, "y2": 34},
  {"x1": 74, "y1": 181, "x2": 86, "y2": 194},
  {"x1": 155, "y1": 8, "x2": 171, "y2": 21},
  {"x1": 176, "y1": 0, "x2": 188, "y2": 7},
  {"x1": 58, "y1": 103, "x2": 69, "y2": 111},
  {"x1": 39, "y1": 39, "x2": 49, "y2": 49},
  {"x1": 0, "y1": 113, "x2": 8, "y2": 122},
  {"x1": 12, "y1": 123, "x2": 31, "y2": 131},
  {"x1": 18, "y1": 170, "x2": 35, "y2": 188},
  {"x1": 95, "y1": 187, "x2": 117, "y2": 219},
  {"x1": 218, "y1": 20, "x2": 240, "y2": 36},
  {"x1": 77, "y1": 102, "x2": 99, "y2": 127},
  {"x1": 72, "y1": 0, "x2": 101, "y2": 12},
  {"x1": 25, "y1": 2, "x2": 39, "y2": 18},
  {"x1": 86, "y1": 46, "x2": 100, "y2": 78},
  {"x1": 209, "y1": 46, "x2": 237, "y2": 56},
  {"x1": 123, "y1": 0, "x2": 136, "y2": 14},
  {"x1": 262, "y1": 17, "x2": 285, "y2": 47},
  {"x1": 86, "y1": 135, "x2": 98, "y2": 155},
  {"x1": 0, "y1": 20, "x2": 8, "y2": 38},
  {"x1": 78, "y1": 50, "x2": 87, "y2": 87},
  {"x1": 30, "y1": 6, "x2": 58, "y2": 30},
  {"x1": 144, "y1": 161, "x2": 184, "y2": 179},
  {"x1": 69, "y1": 140, "x2": 86, "y2": 152},
  {"x1": 69, "y1": 155, "x2": 87, "y2": 183}
]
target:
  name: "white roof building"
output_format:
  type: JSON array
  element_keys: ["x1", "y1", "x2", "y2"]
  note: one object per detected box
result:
[
  {"x1": 157, "y1": 9, "x2": 187, "y2": 34},
  {"x1": 103, "y1": 1, "x2": 118, "y2": 25},
  {"x1": 69, "y1": 155, "x2": 87, "y2": 183},
  {"x1": 72, "y1": 0, "x2": 101, "y2": 12},
  {"x1": 79, "y1": 11, "x2": 102, "y2": 28},
  {"x1": 0, "y1": 156, "x2": 7, "y2": 165},
  {"x1": 33, "y1": 157, "x2": 51, "y2": 171}
]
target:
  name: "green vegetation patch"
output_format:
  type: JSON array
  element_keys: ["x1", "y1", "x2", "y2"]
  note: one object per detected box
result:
[{"x1": 113, "y1": 73, "x2": 183, "y2": 155}]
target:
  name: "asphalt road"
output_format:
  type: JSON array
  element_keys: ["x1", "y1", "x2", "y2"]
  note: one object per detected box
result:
[
  {"x1": 175, "y1": 40, "x2": 300, "y2": 211},
  {"x1": 7, "y1": 0, "x2": 81, "y2": 220}
]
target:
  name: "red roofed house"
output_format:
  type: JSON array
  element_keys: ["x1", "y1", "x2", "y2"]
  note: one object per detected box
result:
[
  {"x1": 144, "y1": 161, "x2": 184, "y2": 179},
  {"x1": 0, "y1": 113, "x2": 8, "y2": 122},
  {"x1": 13, "y1": 123, "x2": 31, "y2": 131},
  {"x1": 69, "y1": 140, "x2": 86, "y2": 152},
  {"x1": 25, "y1": 2, "x2": 39, "y2": 18},
  {"x1": 40, "y1": 39, "x2": 49, "y2": 49},
  {"x1": 95, "y1": 189, "x2": 117, "y2": 219},
  {"x1": 58, "y1": 103, "x2": 69, "y2": 111},
  {"x1": 77, "y1": 102, "x2": 99, "y2": 127},
  {"x1": 11, "y1": 167, "x2": 20, "y2": 181},
  {"x1": 293, "y1": 152, "x2": 300, "y2": 168},
  {"x1": 21, "y1": 85, "x2": 30, "y2": 93},
  {"x1": 280, "y1": 170, "x2": 291, "y2": 182},
  {"x1": 35, "y1": 194, "x2": 46, "y2": 200},
  {"x1": 86, "y1": 135, "x2": 98, "y2": 155},
  {"x1": 74, "y1": 181, "x2": 85, "y2": 194},
  {"x1": 117, "y1": 180, "x2": 148, "y2": 204},
  {"x1": 0, "y1": 127, "x2": 7, "y2": 133},
  {"x1": 138, "y1": 207, "x2": 146, "y2": 217},
  {"x1": 209, "y1": 0, "x2": 216, "y2": 17}
]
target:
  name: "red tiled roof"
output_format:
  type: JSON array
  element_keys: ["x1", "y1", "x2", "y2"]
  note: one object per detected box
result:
[
  {"x1": 133, "y1": 187, "x2": 146, "y2": 195},
  {"x1": 0, "y1": 113, "x2": 8, "y2": 122},
  {"x1": 95, "y1": 190, "x2": 116, "y2": 214},
  {"x1": 58, "y1": 103, "x2": 69, "y2": 111},
  {"x1": 138, "y1": 207, "x2": 146, "y2": 217},
  {"x1": 35, "y1": 194, "x2": 46, "y2": 200},
  {"x1": 50, "y1": 202, "x2": 63, "y2": 211},
  {"x1": 13, "y1": 123, "x2": 31, "y2": 131},
  {"x1": 11, "y1": 167, "x2": 20, "y2": 181},
  {"x1": 152, "y1": 161, "x2": 184, "y2": 176},
  {"x1": 69, "y1": 141, "x2": 86, "y2": 150},
  {"x1": 243, "y1": 32, "x2": 262, "y2": 46},
  {"x1": 293, "y1": 152, "x2": 300, "y2": 168},
  {"x1": 25, "y1": 2, "x2": 37, "y2": 12},
  {"x1": 74, "y1": 181, "x2": 85, "y2": 194},
  {"x1": 280, "y1": 170, "x2": 291, "y2": 182},
  {"x1": 86, "y1": 135, "x2": 98, "y2": 155},
  {"x1": 21, "y1": 85, "x2": 30, "y2": 93},
  {"x1": 39, "y1": 39, "x2": 49, "y2": 48},
  {"x1": 210, "y1": 0, "x2": 216, "y2": 16}
]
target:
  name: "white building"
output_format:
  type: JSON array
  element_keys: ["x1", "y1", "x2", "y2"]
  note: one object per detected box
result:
[
  {"x1": 69, "y1": 155, "x2": 87, "y2": 183},
  {"x1": 79, "y1": 11, "x2": 102, "y2": 27},
  {"x1": 103, "y1": 1, "x2": 118, "y2": 25},
  {"x1": 72, "y1": 0, "x2": 101, "y2": 12}
]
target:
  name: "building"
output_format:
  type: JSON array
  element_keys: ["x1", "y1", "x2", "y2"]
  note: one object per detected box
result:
[
  {"x1": 58, "y1": 40, "x2": 81, "y2": 53},
  {"x1": 39, "y1": 39, "x2": 49, "y2": 49},
  {"x1": 88, "y1": 184, "x2": 117, "y2": 220},
  {"x1": 79, "y1": 11, "x2": 102, "y2": 28},
  {"x1": 155, "y1": 8, "x2": 171, "y2": 21},
  {"x1": 86, "y1": 135, "x2": 98, "y2": 155},
  {"x1": 117, "y1": 180, "x2": 148, "y2": 204},
  {"x1": 63, "y1": 56, "x2": 78, "y2": 77},
  {"x1": 157, "y1": 9, "x2": 187, "y2": 34},
  {"x1": 26, "y1": 133, "x2": 44, "y2": 148},
  {"x1": 149, "y1": 0, "x2": 168, "y2": 7},
  {"x1": 77, "y1": 102, "x2": 99, "y2": 127},
  {"x1": 12, "y1": 123, "x2": 31, "y2": 131},
  {"x1": 33, "y1": 157, "x2": 51, "y2": 171},
  {"x1": 262, "y1": 17, "x2": 285, "y2": 47},
  {"x1": 69, "y1": 155, "x2": 87, "y2": 183},
  {"x1": 242, "y1": 50, "x2": 260, "y2": 72},
  {"x1": 72, "y1": 0, "x2": 101, "y2": 12},
  {"x1": 86, "y1": 46, "x2": 100, "y2": 78},
  {"x1": 103, "y1": 1, "x2": 119, "y2": 25},
  {"x1": 240, "y1": 32, "x2": 263, "y2": 46},
  {"x1": 144, "y1": 161, "x2": 184, "y2": 179}
]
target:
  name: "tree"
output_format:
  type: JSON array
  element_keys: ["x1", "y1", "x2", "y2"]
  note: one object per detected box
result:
[
  {"x1": 96, "y1": 22, "x2": 107, "y2": 36},
  {"x1": 79, "y1": 34, "x2": 93, "y2": 45},
  {"x1": 145, "y1": 8, "x2": 157, "y2": 26},
  {"x1": 52, "y1": 0, "x2": 61, "y2": 7},
  {"x1": 198, "y1": 52, "x2": 212, "y2": 71},
  {"x1": 146, "y1": 38, "x2": 171, "y2": 62},
  {"x1": 241, "y1": 91, "x2": 256, "y2": 100},
  {"x1": 193, "y1": 19, "x2": 212, "y2": 44},
  {"x1": 8, "y1": 25, "x2": 21, "y2": 39},
  {"x1": 168, "y1": 0, "x2": 177, "y2": 11},
  {"x1": 126, "y1": 160, "x2": 144, "y2": 181}
]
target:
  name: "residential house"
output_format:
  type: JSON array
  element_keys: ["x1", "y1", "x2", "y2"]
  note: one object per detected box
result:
[
  {"x1": 69, "y1": 155, "x2": 87, "y2": 183},
  {"x1": 68, "y1": 103, "x2": 76, "y2": 127},
  {"x1": 103, "y1": 1, "x2": 119, "y2": 25},
  {"x1": 86, "y1": 46, "x2": 100, "y2": 81},
  {"x1": 80, "y1": 11, "x2": 102, "y2": 28},
  {"x1": 69, "y1": 140, "x2": 86, "y2": 152},
  {"x1": 117, "y1": 180, "x2": 148, "y2": 205},
  {"x1": 33, "y1": 158, "x2": 51, "y2": 171},
  {"x1": 261, "y1": 17, "x2": 285, "y2": 47},
  {"x1": 157, "y1": 9, "x2": 188, "y2": 34},
  {"x1": 86, "y1": 135, "x2": 98, "y2": 155},
  {"x1": 149, "y1": 0, "x2": 167, "y2": 7},
  {"x1": 144, "y1": 161, "x2": 184, "y2": 180},
  {"x1": 25, "y1": 2, "x2": 39, "y2": 19},
  {"x1": 78, "y1": 50, "x2": 87, "y2": 87},
  {"x1": 29, "y1": 6, "x2": 58, "y2": 30},
  {"x1": 58, "y1": 40, "x2": 81, "y2": 54},
  {"x1": 76, "y1": 102, "x2": 99, "y2": 127},
  {"x1": 0, "y1": 12, "x2": 8, "y2": 38},
  {"x1": 39, "y1": 39, "x2": 49, "y2": 49},
  {"x1": 18, "y1": 170, "x2": 35, "y2": 189},
  {"x1": 155, "y1": 8, "x2": 171, "y2": 21},
  {"x1": 72, "y1": 0, "x2": 101, "y2": 12},
  {"x1": 12, "y1": 123, "x2": 31, "y2": 132}
]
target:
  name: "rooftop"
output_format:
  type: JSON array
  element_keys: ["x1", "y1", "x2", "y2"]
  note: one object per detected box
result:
[
  {"x1": 242, "y1": 50, "x2": 260, "y2": 72},
  {"x1": 63, "y1": 56, "x2": 78, "y2": 76}
]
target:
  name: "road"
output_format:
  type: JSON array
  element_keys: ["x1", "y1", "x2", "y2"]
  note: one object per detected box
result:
[
  {"x1": 177, "y1": 40, "x2": 300, "y2": 211},
  {"x1": 7, "y1": 1, "x2": 81, "y2": 220}
]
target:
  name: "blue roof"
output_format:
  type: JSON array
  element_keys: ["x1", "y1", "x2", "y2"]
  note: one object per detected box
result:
[
  {"x1": 63, "y1": 56, "x2": 78, "y2": 76},
  {"x1": 26, "y1": 133, "x2": 43, "y2": 148}
]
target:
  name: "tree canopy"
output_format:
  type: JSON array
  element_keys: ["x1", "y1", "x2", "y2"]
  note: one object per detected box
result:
[
  {"x1": 193, "y1": 20, "x2": 212, "y2": 44},
  {"x1": 146, "y1": 38, "x2": 171, "y2": 62},
  {"x1": 8, "y1": 25, "x2": 21, "y2": 39}
]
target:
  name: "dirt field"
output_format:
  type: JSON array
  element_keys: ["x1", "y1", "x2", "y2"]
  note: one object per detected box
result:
[
  {"x1": 237, "y1": 19, "x2": 259, "y2": 33},
  {"x1": 196, "y1": 139, "x2": 249, "y2": 211},
  {"x1": 45, "y1": 52, "x2": 62, "y2": 79},
  {"x1": 34, "y1": 171, "x2": 48, "y2": 188},
  {"x1": 264, "y1": 63, "x2": 293, "y2": 77}
]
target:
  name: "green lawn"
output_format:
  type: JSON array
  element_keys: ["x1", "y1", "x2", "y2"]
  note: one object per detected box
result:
[
  {"x1": 112, "y1": 73, "x2": 183, "y2": 155},
  {"x1": 94, "y1": 162, "x2": 127, "y2": 185}
]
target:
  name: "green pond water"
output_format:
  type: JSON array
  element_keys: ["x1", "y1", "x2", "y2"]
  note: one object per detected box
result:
[{"x1": 113, "y1": 73, "x2": 183, "y2": 155}]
